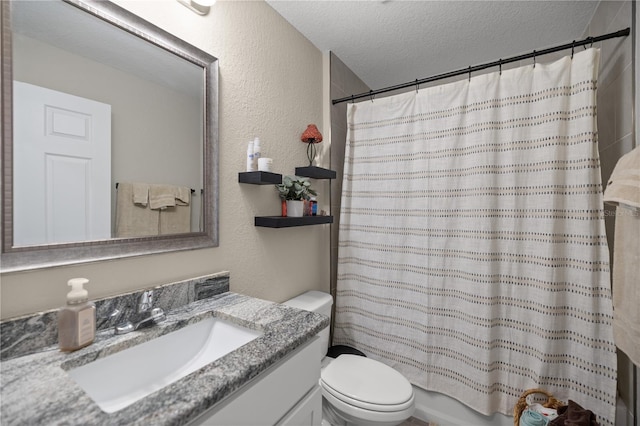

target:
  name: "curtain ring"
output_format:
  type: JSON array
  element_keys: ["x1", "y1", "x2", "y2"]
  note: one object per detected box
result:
[
  {"x1": 571, "y1": 40, "x2": 576, "y2": 58},
  {"x1": 369, "y1": 90, "x2": 375, "y2": 102},
  {"x1": 351, "y1": 94, "x2": 355, "y2": 104},
  {"x1": 533, "y1": 50, "x2": 536, "y2": 68},
  {"x1": 499, "y1": 59, "x2": 502, "y2": 75},
  {"x1": 468, "y1": 66, "x2": 472, "y2": 82},
  {"x1": 415, "y1": 79, "x2": 419, "y2": 93}
]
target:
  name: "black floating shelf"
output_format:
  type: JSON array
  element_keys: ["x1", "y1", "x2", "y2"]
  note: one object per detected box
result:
[
  {"x1": 295, "y1": 166, "x2": 336, "y2": 180},
  {"x1": 255, "y1": 215, "x2": 334, "y2": 228},
  {"x1": 238, "y1": 171, "x2": 282, "y2": 185}
]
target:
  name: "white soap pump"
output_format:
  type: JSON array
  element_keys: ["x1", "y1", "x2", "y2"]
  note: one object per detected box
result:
[{"x1": 58, "y1": 278, "x2": 96, "y2": 352}]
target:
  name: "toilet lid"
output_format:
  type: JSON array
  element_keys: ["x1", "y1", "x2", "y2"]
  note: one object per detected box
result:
[{"x1": 320, "y1": 355, "x2": 413, "y2": 407}]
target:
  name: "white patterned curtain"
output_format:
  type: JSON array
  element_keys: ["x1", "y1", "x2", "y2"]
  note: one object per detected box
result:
[{"x1": 334, "y1": 49, "x2": 617, "y2": 425}]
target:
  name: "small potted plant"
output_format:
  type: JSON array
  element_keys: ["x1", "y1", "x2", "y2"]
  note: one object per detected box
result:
[{"x1": 275, "y1": 176, "x2": 317, "y2": 217}]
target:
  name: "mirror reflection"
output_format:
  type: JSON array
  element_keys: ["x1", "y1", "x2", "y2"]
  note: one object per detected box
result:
[
  {"x1": 12, "y1": 0, "x2": 204, "y2": 246},
  {"x1": 1, "y1": 0, "x2": 218, "y2": 272}
]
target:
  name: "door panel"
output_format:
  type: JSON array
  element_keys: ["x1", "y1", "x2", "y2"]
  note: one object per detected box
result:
[{"x1": 13, "y1": 81, "x2": 111, "y2": 246}]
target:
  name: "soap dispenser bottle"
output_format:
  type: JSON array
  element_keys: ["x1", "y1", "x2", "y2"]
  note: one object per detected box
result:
[{"x1": 58, "y1": 278, "x2": 96, "y2": 352}]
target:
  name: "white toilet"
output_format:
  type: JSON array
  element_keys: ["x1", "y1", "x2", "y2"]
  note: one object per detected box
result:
[{"x1": 284, "y1": 291, "x2": 415, "y2": 426}]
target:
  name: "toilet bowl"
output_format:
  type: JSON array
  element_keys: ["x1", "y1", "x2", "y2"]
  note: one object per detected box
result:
[{"x1": 283, "y1": 291, "x2": 415, "y2": 426}]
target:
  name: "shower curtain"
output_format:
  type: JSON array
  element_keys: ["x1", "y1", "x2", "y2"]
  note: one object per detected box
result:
[{"x1": 334, "y1": 48, "x2": 617, "y2": 425}]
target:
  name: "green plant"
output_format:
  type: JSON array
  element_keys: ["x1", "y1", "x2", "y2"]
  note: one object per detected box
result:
[{"x1": 275, "y1": 176, "x2": 317, "y2": 201}]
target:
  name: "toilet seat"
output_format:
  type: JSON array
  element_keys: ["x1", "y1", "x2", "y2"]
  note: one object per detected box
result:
[
  {"x1": 320, "y1": 355, "x2": 414, "y2": 412},
  {"x1": 321, "y1": 383, "x2": 415, "y2": 426},
  {"x1": 320, "y1": 380, "x2": 415, "y2": 413}
]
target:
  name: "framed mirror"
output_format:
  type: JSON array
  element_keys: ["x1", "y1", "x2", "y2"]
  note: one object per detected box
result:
[{"x1": 1, "y1": 0, "x2": 219, "y2": 272}]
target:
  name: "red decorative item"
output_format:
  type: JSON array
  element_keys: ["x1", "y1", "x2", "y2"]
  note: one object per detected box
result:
[
  {"x1": 281, "y1": 199, "x2": 287, "y2": 217},
  {"x1": 300, "y1": 124, "x2": 323, "y2": 166}
]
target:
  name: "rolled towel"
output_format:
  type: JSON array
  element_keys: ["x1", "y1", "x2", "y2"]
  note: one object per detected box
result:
[
  {"x1": 529, "y1": 403, "x2": 559, "y2": 420},
  {"x1": 520, "y1": 409, "x2": 550, "y2": 426}
]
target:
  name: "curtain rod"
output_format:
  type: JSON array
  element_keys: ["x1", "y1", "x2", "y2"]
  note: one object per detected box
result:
[{"x1": 332, "y1": 27, "x2": 630, "y2": 105}]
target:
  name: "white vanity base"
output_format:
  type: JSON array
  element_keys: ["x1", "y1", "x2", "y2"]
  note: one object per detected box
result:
[{"x1": 189, "y1": 337, "x2": 321, "y2": 426}]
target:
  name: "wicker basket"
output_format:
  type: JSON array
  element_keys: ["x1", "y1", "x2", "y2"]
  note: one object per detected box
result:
[{"x1": 513, "y1": 389, "x2": 565, "y2": 426}]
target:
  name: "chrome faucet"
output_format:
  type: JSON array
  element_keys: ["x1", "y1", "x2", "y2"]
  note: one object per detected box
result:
[{"x1": 115, "y1": 291, "x2": 166, "y2": 335}]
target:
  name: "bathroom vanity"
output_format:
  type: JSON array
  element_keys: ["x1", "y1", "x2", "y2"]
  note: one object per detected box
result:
[
  {"x1": 0, "y1": 291, "x2": 327, "y2": 425},
  {"x1": 190, "y1": 336, "x2": 322, "y2": 425}
]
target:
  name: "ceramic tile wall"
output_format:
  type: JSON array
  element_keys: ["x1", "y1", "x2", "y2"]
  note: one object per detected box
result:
[
  {"x1": 586, "y1": 0, "x2": 636, "y2": 422},
  {"x1": 328, "y1": 53, "x2": 370, "y2": 337},
  {"x1": 589, "y1": 1, "x2": 636, "y2": 250},
  {"x1": 636, "y1": 4, "x2": 639, "y2": 420}
]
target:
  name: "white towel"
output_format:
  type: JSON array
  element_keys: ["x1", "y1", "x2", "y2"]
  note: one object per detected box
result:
[
  {"x1": 603, "y1": 146, "x2": 640, "y2": 367},
  {"x1": 604, "y1": 146, "x2": 640, "y2": 210}
]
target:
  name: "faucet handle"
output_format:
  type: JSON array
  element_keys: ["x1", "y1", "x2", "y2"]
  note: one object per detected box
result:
[
  {"x1": 114, "y1": 307, "x2": 166, "y2": 335},
  {"x1": 148, "y1": 307, "x2": 166, "y2": 323},
  {"x1": 115, "y1": 322, "x2": 135, "y2": 335},
  {"x1": 138, "y1": 290, "x2": 153, "y2": 313}
]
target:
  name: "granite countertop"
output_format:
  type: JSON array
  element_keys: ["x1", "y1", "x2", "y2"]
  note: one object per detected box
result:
[{"x1": 0, "y1": 292, "x2": 328, "y2": 426}]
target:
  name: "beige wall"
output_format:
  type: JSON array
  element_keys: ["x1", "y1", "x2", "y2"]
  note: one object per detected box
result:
[{"x1": 1, "y1": 0, "x2": 328, "y2": 319}]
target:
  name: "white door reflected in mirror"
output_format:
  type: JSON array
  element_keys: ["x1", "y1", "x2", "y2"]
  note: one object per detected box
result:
[{"x1": 13, "y1": 81, "x2": 111, "y2": 246}]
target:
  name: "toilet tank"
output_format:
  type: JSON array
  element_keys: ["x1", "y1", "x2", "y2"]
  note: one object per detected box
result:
[{"x1": 283, "y1": 291, "x2": 333, "y2": 359}]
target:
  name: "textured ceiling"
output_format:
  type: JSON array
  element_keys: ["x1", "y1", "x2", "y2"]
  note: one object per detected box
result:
[{"x1": 267, "y1": 1, "x2": 600, "y2": 90}]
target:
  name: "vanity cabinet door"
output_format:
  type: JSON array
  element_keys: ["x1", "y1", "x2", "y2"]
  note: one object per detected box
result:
[
  {"x1": 189, "y1": 337, "x2": 320, "y2": 426},
  {"x1": 277, "y1": 386, "x2": 322, "y2": 426}
]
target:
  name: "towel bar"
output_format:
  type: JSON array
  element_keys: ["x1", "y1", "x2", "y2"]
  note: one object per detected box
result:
[{"x1": 115, "y1": 182, "x2": 196, "y2": 194}]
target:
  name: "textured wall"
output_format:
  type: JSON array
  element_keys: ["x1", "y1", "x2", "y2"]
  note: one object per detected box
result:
[{"x1": 1, "y1": 1, "x2": 327, "y2": 319}]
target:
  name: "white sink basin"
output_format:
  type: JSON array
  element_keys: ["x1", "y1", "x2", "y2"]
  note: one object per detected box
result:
[{"x1": 66, "y1": 317, "x2": 262, "y2": 413}]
